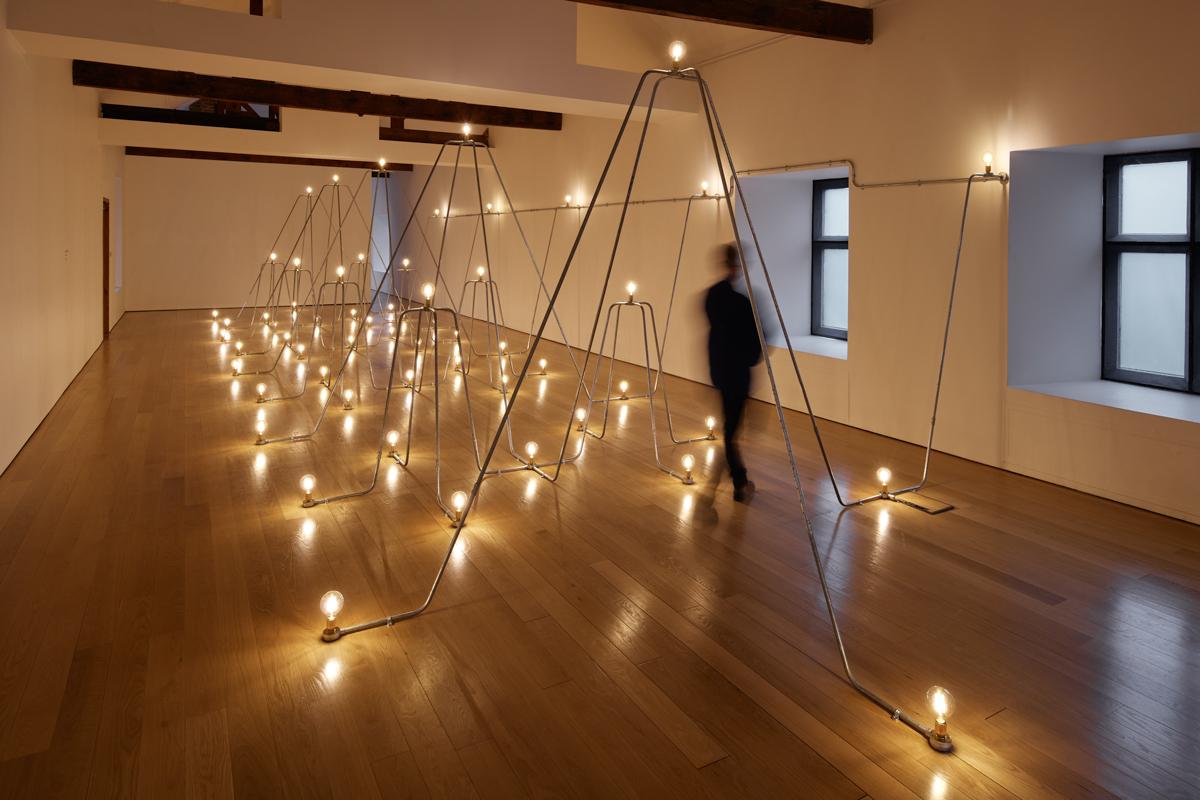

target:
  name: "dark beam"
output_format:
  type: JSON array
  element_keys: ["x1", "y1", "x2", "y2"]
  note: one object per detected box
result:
[
  {"x1": 380, "y1": 119, "x2": 490, "y2": 147},
  {"x1": 100, "y1": 103, "x2": 281, "y2": 132},
  {"x1": 124, "y1": 146, "x2": 413, "y2": 172},
  {"x1": 569, "y1": 0, "x2": 872, "y2": 44},
  {"x1": 74, "y1": 60, "x2": 563, "y2": 130}
]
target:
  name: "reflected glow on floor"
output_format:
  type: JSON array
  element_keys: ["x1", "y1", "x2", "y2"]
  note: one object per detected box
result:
[{"x1": 322, "y1": 657, "x2": 343, "y2": 684}]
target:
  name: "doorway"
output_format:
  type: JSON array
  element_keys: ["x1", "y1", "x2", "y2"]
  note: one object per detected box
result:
[{"x1": 102, "y1": 198, "x2": 110, "y2": 338}]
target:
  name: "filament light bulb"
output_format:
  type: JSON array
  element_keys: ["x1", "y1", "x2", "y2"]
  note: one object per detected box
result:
[
  {"x1": 293, "y1": 256, "x2": 301, "y2": 266},
  {"x1": 404, "y1": 368, "x2": 414, "y2": 383},
  {"x1": 379, "y1": 157, "x2": 386, "y2": 168},
  {"x1": 524, "y1": 441, "x2": 539, "y2": 461},
  {"x1": 433, "y1": 208, "x2": 440, "y2": 217},
  {"x1": 422, "y1": 283, "x2": 435, "y2": 303},
  {"x1": 300, "y1": 474, "x2": 316, "y2": 504},
  {"x1": 332, "y1": 174, "x2": 339, "y2": 183},
  {"x1": 305, "y1": 186, "x2": 313, "y2": 194},
  {"x1": 537, "y1": 357, "x2": 547, "y2": 372},
  {"x1": 705, "y1": 415, "x2": 716, "y2": 434},
  {"x1": 402, "y1": 258, "x2": 411, "y2": 268},
  {"x1": 564, "y1": 194, "x2": 572, "y2": 206},
  {"x1": 320, "y1": 590, "x2": 343, "y2": 622},
  {"x1": 386, "y1": 430, "x2": 399, "y2": 447},
  {"x1": 476, "y1": 265, "x2": 486, "y2": 277},
  {"x1": 451, "y1": 490, "x2": 468, "y2": 513},
  {"x1": 342, "y1": 389, "x2": 354, "y2": 409},
  {"x1": 256, "y1": 382, "x2": 266, "y2": 400},
  {"x1": 211, "y1": 309, "x2": 219, "y2": 318},
  {"x1": 876, "y1": 467, "x2": 892, "y2": 491},
  {"x1": 625, "y1": 281, "x2": 637, "y2": 299},
  {"x1": 461, "y1": 123, "x2": 471, "y2": 137},
  {"x1": 357, "y1": 252, "x2": 365, "y2": 261},
  {"x1": 336, "y1": 265, "x2": 345, "y2": 279},
  {"x1": 681, "y1": 453, "x2": 695, "y2": 471},
  {"x1": 982, "y1": 152, "x2": 994, "y2": 173},
  {"x1": 231, "y1": 358, "x2": 243, "y2": 375},
  {"x1": 926, "y1": 685, "x2": 955, "y2": 751},
  {"x1": 575, "y1": 408, "x2": 586, "y2": 422},
  {"x1": 618, "y1": 379, "x2": 629, "y2": 398},
  {"x1": 668, "y1": 40, "x2": 686, "y2": 65},
  {"x1": 700, "y1": 180, "x2": 709, "y2": 195},
  {"x1": 486, "y1": 203, "x2": 493, "y2": 212}
]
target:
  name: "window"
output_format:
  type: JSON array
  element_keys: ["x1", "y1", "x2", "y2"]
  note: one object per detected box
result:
[
  {"x1": 812, "y1": 178, "x2": 849, "y2": 339},
  {"x1": 1103, "y1": 151, "x2": 1199, "y2": 392}
]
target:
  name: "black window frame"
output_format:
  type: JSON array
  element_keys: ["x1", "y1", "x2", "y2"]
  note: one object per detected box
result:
[
  {"x1": 1102, "y1": 149, "x2": 1200, "y2": 393},
  {"x1": 811, "y1": 177, "x2": 850, "y2": 340}
]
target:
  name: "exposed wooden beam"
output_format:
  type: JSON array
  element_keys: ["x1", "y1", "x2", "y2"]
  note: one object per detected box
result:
[
  {"x1": 570, "y1": 0, "x2": 872, "y2": 44},
  {"x1": 380, "y1": 119, "x2": 491, "y2": 147},
  {"x1": 74, "y1": 60, "x2": 563, "y2": 130},
  {"x1": 124, "y1": 146, "x2": 413, "y2": 172},
  {"x1": 100, "y1": 103, "x2": 281, "y2": 132}
]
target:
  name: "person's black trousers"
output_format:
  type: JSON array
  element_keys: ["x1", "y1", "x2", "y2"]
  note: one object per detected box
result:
[{"x1": 715, "y1": 376, "x2": 750, "y2": 489}]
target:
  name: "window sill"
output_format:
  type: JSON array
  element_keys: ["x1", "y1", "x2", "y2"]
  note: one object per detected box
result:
[
  {"x1": 1012, "y1": 379, "x2": 1200, "y2": 424},
  {"x1": 778, "y1": 335, "x2": 848, "y2": 361}
]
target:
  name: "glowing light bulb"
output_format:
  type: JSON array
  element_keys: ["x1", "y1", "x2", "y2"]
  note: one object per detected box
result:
[
  {"x1": 422, "y1": 283, "x2": 434, "y2": 303},
  {"x1": 231, "y1": 358, "x2": 243, "y2": 376},
  {"x1": 342, "y1": 389, "x2": 354, "y2": 409},
  {"x1": 379, "y1": 157, "x2": 387, "y2": 169},
  {"x1": 461, "y1": 123, "x2": 471, "y2": 137},
  {"x1": 235, "y1": 340, "x2": 244, "y2": 354},
  {"x1": 705, "y1": 415, "x2": 717, "y2": 436},
  {"x1": 221, "y1": 329, "x2": 232, "y2": 342},
  {"x1": 668, "y1": 40, "x2": 686, "y2": 65},
  {"x1": 476, "y1": 265, "x2": 486, "y2": 278},
  {"x1": 305, "y1": 186, "x2": 313, "y2": 194},
  {"x1": 319, "y1": 365, "x2": 329, "y2": 385},
  {"x1": 564, "y1": 194, "x2": 572, "y2": 206},
  {"x1": 402, "y1": 258, "x2": 411, "y2": 268},
  {"x1": 524, "y1": 441, "x2": 539, "y2": 462},
  {"x1": 681, "y1": 453, "x2": 695, "y2": 470},
  {"x1": 499, "y1": 340, "x2": 507, "y2": 352},
  {"x1": 982, "y1": 152, "x2": 994, "y2": 173},
  {"x1": 332, "y1": 174, "x2": 339, "y2": 183},
  {"x1": 223, "y1": 317, "x2": 232, "y2": 327},
  {"x1": 211, "y1": 309, "x2": 219, "y2": 318},
  {"x1": 270, "y1": 251, "x2": 278, "y2": 261},
  {"x1": 335, "y1": 265, "x2": 345, "y2": 279},
  {"x1": 926, "y1": 685, "x2": 955, "y2": 752},
  {"x1": 404, "y1": 368, "x2": 415, "y2": 385},
  {"x1": 618, "y1": 379, "x2": 629, "y2": 398},
  {"x1": 386, "y1": 429, "x2": 399, "y2": 446},
  {"x1": 320, "y1": 590, "x2": 344, "y2": 639},
  {"x1": 262, "y1": 312, "x2": 270, "y2": 321},
  {"x1": 486, "y1": 203, "x2": 493, "y2": 213},
  {"x1": 254, "y1": 418, "x2": 267, "y2": 443},
  {"x1": 300, "y1": 474, "x2": 316, "y2": 504},
  {"x1": 700, "y1": 180, "x2": 709, "y2": 195},
  {"x1": 575, "y1": 407, "x2": 587, "y2": 427},
  {"x1": 537, "y1": 357, "x2": 547, "y2": 374},
  {"x1": 256, "y1": 382, "x2": 267, "y2": 402},
  {"x1": 357, "y1": 252, "x2": 365, "y2": 261},
  {"x1": 876, "y1": 467, "x2": 892, "y2": 492},
  {"x1": 295, "y1": 343, "x2": 306, "y2": 359},
  {"x1": 293, "y1": 256, "x2": 302, "y2": 266},
  {"x1": 433, "y1": 208, "x2": 440, "y2": 217},
  {"x1": 625, "y1": 281, "x2": 637, "y2": 299}
]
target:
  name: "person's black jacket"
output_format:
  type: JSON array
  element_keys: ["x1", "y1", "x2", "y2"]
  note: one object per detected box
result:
[{"x1": 704, "y1": 278, "x2": 762, "y2": 387}]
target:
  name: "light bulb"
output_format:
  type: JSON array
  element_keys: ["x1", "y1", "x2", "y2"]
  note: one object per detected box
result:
[
  {"x1": 342, "y1": 389, "x2": 354, "y2": 409},
  {"x1": 319, "y1": 366, "x2": 329, "y2": 384},
  {"x1": 564, "y1": 194, "x2": 572, "y2": 206},
  {"x1": 235, "y1": 340, "x2": 244, "y2": 354},
  {"x1": 283, "y1": 331, "x2": 292, "y2": 342},
  {"x1": 211, "y1": 309, "x2": 219, "y2": 318},
  {"x1": 255, "y1": 419, "x2": 266, "y2": 434},
  {"x1": 422, "y1": 283, "x2": 435, "y2": 302},
  {"x1": 357, "y1": 252, "x2": 365, "y2": 261},
  {"x1": 982, "y1": 152, "x2": 993, "y2": 172},
  {"x1": 305, "y1": 186, "x2": 313, "y2": 194},
  {"x1": 926, "y1": 685, "x2": 955, "y2": 752},
  {"x1": 404, "y1": 368, "x2": 414, "y2": 383},
  {"x1": 223, "y1": 317, "x2": 232, "y2": 327},
  {"x1": 700, "y1": 180, "x2": 709, "y2": 195},
  {"x1": 705, "y1": 415, "x2": 716, "y2": 433},
  {"x1": 256, "y1": 382, "x2": 266, "y2": 399},
  {"x1": 231, "y1": 358, "x2": 243, "y2": 375},
  {"x1": 524, "y1": 441, "x2": 539, "y2": 461},
  {"x1": 476, "y1": 265, "x2": 486, "y2": 278},
  {"x1": 320, "y1": 590, "x2": 343, "y2": 622},
  {"x1": 402, "y1": 258, "x2": 411, "y2": 268},
  {"x1": 451, "y1": 490, "x2": 468, "y2": 513},
  {"x1": 433, "y1": 208, "x2": 440, "y2": 217},
  {"x1": 262, "y1": 312, "x2": 270, "y2": 321},
  {"x1": 681, "y1": 453, "x2": 695, "y2": 471},
  {"x1": 876, "y1": 467, "x2": 892, "y2": 491},
  {"x1": 499, "y1": 340, "x2": 507, "y2": 352},
  {"x1": 295, "y1": 343, "x2": 306, "y2": 358},
  {"x1": 537, "y1": 357, "x2": 547, "y2": 371},
  {"x1": 221, "y1": 329, "x2": 231, "y2": 342},
  {"x1": 336, "y1": 265, "x2": 345, "y2": 279},
  {"x1": 332, "y1": 174, "x2": 339, "y2": 183},
  {"x1": 625, "y1": 280, "x2": 637, "y2": 299},
  {"x1": 293, "y1": 256, "x2": 301, "y2": 266},
  {"x1": 618, "y1": 379, "x2": 629, "y2": 397},
  {"x1": 486, "y1": 203, "x2": 493, "y2": 212},
  {"x1": 300, "y1": 473, "x2": 316, "y2": 504},
  {"x1": 461, "y1": 123, "x2": 471, "y2": 137},
  {"x1": 575, "y1": 408, "x2": 586, "y2": 422},
  {"x1": 668, "y1": 40, "x2": 686, "y2": 64},
  {"x1": 386, "y1": 429, "x2": 399, "y2": 447}
]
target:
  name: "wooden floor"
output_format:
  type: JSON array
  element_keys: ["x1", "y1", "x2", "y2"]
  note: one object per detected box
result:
[{"x1": 0, "y1": 309, "x2": 1197, "y2": 799}]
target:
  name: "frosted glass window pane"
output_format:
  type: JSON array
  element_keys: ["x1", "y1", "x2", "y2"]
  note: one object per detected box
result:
[
  {"x1": 1118, "y1": 251, "x2": 1187, "y2": 377},
  {"x1": 821, "y1": 187, "x2": 850, "y2": 238},
  {"x1": 820, "y1": 249, "x2": 849, "y2": 331},
  {"x1": 1120, "y1": 161, "x2": 1188, "y2": 236}
]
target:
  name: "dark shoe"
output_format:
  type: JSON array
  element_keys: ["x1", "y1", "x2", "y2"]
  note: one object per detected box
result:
[{"x1": 733, "y1": 480, "x2": 756, "y2": 503}]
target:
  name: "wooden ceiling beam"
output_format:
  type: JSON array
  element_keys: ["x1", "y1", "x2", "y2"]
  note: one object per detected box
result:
[
  {"x1": 74, "y1": 60, "x2": 563, "y2": 130},
  {"x1": 380, "y1": 119, "x2": 491, "y2": 147},
  {"x1": 101, "y1": 103, "x2": 281, "y2": 132},
  {"x1": 570, "y1": 0, "x2": 872, "y2": 44},
  {"x1": 125, "y1": 146, "x2": 413, "y2": 172}
]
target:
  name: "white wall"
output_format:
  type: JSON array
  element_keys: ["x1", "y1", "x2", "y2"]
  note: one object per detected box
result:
[
  {"x1": 123, "y1": 156, "x2": 381, "y2": 311},
  {"x1": 0, "y1": 3, "x2": 114, "y2": 473}
]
